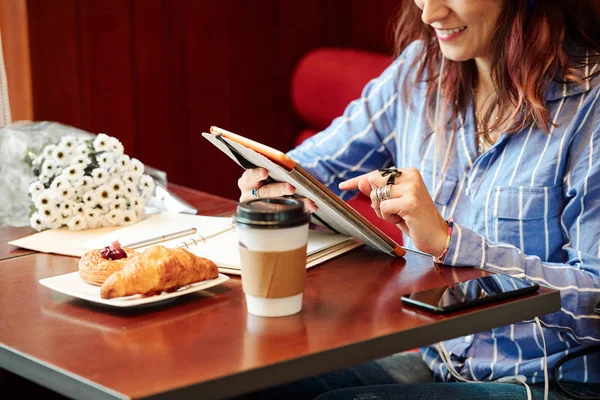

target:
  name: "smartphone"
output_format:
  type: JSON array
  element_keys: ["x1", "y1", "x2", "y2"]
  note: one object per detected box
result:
[{"x1": 400, "y1": 273, "x2": 540, "y2": 314}]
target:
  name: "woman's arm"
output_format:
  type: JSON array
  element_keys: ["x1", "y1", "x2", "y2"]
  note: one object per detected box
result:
[{"x1": 287, "y1": 42, "x2": 424, "y2": 201}]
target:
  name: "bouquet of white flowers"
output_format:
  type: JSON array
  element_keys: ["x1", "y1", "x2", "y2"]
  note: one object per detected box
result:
[{"x1": 26, "y1": 133, "x2": 155, "y2": 231}]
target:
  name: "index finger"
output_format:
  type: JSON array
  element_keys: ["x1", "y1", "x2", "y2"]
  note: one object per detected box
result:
[
  {"x1": 238, "y1": 168, "x2": 269, "y2": 190},
  {"x1": 338, "y1": 173, "x2": 369, "y2": 191}
]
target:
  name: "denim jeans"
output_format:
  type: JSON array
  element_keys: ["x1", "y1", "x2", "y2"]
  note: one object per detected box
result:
[{"x1": 235, "y1": 352, "x2": 600, "y2": 400}]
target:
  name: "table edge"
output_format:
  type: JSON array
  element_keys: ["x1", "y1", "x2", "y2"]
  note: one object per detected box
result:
[
  {"x1": 140, "y1": 288, "x2": 561, "y2": 400},
  {"x1": 0, "y1": 343, "x2": 129, "y2": 400}
]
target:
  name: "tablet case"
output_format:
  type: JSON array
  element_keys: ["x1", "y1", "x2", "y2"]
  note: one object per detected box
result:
[{"x1": 203, "y1": 126, "x2": 407, "y2": 257}]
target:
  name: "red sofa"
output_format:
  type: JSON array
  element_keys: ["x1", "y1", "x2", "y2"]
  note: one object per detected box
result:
[{"x1": 290, "y1": 48, "x2": 403, "y2": 245}]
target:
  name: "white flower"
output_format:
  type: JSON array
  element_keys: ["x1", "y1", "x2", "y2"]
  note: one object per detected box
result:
[
  {"x1": 32, "y1": 155, "x2": 43, "y2": 167},
  {"x1": 42, "y1": 159, "x2": 58, "y2": 176},
  {"x1": 127, "y1": 196, "x2": 146, "y2": 217},
  {"x1": 139, "y1": 174, "x2": 155, "y2": 196},
  {"x1": 121, "y1": 172, "x2": 138, "y2": 186},
  {"x1": 95, "y1": 184, "x2": 115, "y2": 205},
  {"x1": 95, "y1": 202, "x2": 110, "y2": 214},
  {"x1": 61, "y1": 164, "x2": 86, "y2": 182},
  {"x1": 83, "y1": 206, "x2": 102, "y2": 220},
  {"x1": 29, "y1": 181, "x2": 45, "y2": 199},
  {"x1": 42, "y1": 144, "x2": 57, "y2": 159},
  {"x1": 108, "y1": 137, "x2": 124, "y2": 155},
  {"x1": 59, "y1": 136, "x2": 78, "y2": 151},
  {"x1": 50, "y1": 175, "x2": 72, "y2": 191},
  {"x1": 34, "y1": 191, "x2": 55, "y2": 210},
  {"x1": 38, "y1": 205, "x2": 59, "y2": 223},
  {"x1": 107, "y1": 178, "x2": 125, "y2": 197},
  {"x1": 58, "y1": 186, "x2": 74, "y2": 202},
  {"x1": 106, "y1": 209, "x2": 123, "y2": 225},
  {"x1": 75, "y1": 143, "x2": 91, "y2": 157},
  {"x1": 30, "y1": 212, "x2": 45, "y2": 232},
  {"x1": 38, "y1": 172, "x2": 53, "y2": 185},
  {"x1": 51, "y1": 144, "x2": 72, "y2": 166},
  {"x1": 122, "y1": 182, "x2": 138, "y2": 199},
  {"x1": 93, "y1": 133, "x2": 112, "y2": 152},
  {"x1": 97, "y1": 152, "x2": 117, "y2": 171},
  {"x1": 109, "y1": 197, "x2": 128, "y2": 211},
  {"x1": 73, "y1": 203, "x2": 86, "y2": 215},
  {"x1": 60, "y1": 201, "x2": 76, "y2": 217},
  {"x1": 45, "y1": 219, "x2": 63, "y2": 230},
  {"x1": 130, "y1": 158, "x2": 144, "y2": 177},
  {"x1": 72, "y1": 155, "x2": 92, "y2": 168},
  {"x1": 67, "y1": 215, "x2": 87, "y2": 231},
  {"x1": 82, "y1": 190, "x2": 98, "y2": 206},
  {"x1": 120, "y1": 210, "x2": 137, "y2": 226},
  {"x1": 76, "y1": 176, "x2": 94, "y2": 192},
  {"x1": 91, "y1": 168, "x2": 109, "y2": 186}
]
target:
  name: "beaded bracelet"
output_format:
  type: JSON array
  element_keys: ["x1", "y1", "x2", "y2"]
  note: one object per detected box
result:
[{"x1": 433, "y1": 220, "x2": 454, "y2": 264}]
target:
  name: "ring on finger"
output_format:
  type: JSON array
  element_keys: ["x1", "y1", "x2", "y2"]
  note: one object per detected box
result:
[
  {"x1": 375, "y1": 184, "x2": 393, "y2": 203},
  {"x1": 251, "y1": 187, "x2": 261, "y2": 199},
  {"x1": 378, "y1": 167, "x2": 402, "y2": 185}
]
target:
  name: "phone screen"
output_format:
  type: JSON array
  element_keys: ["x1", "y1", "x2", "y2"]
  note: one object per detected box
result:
[{"x1": 400, "y1": 274, "x2": 540, "y2": 313}]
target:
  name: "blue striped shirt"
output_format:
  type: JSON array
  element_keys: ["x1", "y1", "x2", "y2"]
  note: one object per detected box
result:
[{"x1": 287, "y1": 41, "x2": 600, "y2": 384}]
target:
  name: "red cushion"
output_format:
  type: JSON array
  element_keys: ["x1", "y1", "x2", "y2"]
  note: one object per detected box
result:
[
  {"x1": 295, "y1": 128, "x2": 319, "y2": 147},
  {"x1": 291, "y1": 47, "x2": 403, "y2": 246},
  {"x1": 347, "y1": 194, "x2": 404, "y2": 245},
  {"x1": 291, "y1": 48, "x2": 392, "y2": 130}
]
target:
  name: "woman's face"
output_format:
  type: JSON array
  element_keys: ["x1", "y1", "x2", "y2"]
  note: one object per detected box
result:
[{"x1": 413, "y1": 0, "x2": 505, "y2": 62}]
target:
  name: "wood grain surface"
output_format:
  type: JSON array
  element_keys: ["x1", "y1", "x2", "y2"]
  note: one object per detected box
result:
[{"x1": 0, "y1": 240, "x2": 560, "y2": 399}]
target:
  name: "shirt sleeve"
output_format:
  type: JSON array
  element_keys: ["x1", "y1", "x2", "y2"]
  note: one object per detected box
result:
[
  {"x1": 443, "y1": 107, "x2": 600, "y2": 346},
  {"x1": 286, "y1": 41, "x2": 423, "y2": 201}
]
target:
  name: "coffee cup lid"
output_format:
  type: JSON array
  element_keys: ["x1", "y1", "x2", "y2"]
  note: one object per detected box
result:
[{"x1": 233, "y1": 197, "x2": 310, "y2": 229}]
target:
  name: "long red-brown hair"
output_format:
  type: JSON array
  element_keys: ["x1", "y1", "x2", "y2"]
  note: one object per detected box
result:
[{"x1": 390, "y1": 0, "x2": 600, "y2": 138}]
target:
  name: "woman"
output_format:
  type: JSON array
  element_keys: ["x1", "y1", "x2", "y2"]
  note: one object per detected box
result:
[{"x1": 238, "y1": 1, "x2": 600, "y2": 399}]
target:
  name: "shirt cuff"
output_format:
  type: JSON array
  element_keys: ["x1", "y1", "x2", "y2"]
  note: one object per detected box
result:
[{"x1": 441, "y1": 223, "x2": 487, "y2": 268}]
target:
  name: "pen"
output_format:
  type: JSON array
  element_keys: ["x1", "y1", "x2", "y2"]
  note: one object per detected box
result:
[{"x1": 121, "y1": 227, "x2": 197, "y2": 249}]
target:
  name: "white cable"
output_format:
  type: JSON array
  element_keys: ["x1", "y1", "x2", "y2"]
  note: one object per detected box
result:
[
  {"x1": 0, "y1": 27, "x2": 12, "y2": 127},
  {"x1": 535, "y1": 316, "x2": 550, "y2": 400},
  {"x1": 436, "y1": 336, "x2": 535, "y2": 400}
]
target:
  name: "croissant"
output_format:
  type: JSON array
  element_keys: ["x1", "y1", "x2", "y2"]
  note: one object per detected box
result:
[{"x1": 100, "y1": 245, "x2": 219, "y2": 299}]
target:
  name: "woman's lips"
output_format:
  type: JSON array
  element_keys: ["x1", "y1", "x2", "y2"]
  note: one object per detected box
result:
[{"x1": 435, "y1": 26, "x2": 467, "y2": 42}]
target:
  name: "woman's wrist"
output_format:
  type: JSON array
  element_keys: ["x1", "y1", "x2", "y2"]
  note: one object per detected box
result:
[{"x1": 433, "y1": 220, "x2": 453, "y2": 264}]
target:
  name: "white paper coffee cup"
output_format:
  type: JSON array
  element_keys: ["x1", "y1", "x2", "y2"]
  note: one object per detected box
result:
[{"x1": 233, "y1": 198, "x2": 310, "y2": 317}]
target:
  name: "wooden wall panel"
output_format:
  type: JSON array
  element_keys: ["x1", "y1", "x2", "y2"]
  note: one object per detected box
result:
[
  {"x1": 27, "y1": 0, "x2": 82, "y2": 127},
  {"x1": 183, "y1": 1, "x2": 234, "y2": 193},
  {"x1": 78, "y1": 0, "x2": 135, "y2": 154},
  {"x1": 131, "y1": 0, "x2": 187, "y2": 185},
  {"x1": 0, "y1": 0, "x2": 33, "y2": 122},
  {"x1": 26, "y1": 1, "x2": 397, "y2": 200}
]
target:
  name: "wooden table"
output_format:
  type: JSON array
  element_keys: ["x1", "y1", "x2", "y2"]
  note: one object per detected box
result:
[{"x1": 0, "y1": 187, "x2": 561, "y2": 400}]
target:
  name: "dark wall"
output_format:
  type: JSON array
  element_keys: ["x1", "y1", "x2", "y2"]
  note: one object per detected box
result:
[{"x1": 27, "y1": 0, "x2": 400, "y2": 200}]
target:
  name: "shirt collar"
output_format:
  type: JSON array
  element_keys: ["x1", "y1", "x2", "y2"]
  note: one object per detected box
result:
[{"x1": 545, "y1": 52, "x2": 600, "y2": 101}]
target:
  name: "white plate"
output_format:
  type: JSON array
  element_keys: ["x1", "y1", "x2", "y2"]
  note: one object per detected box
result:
[{"x1": 39, "y1": 272, "x2": 230, "y2": 308}]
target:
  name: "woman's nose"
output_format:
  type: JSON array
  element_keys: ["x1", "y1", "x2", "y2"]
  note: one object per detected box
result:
[{"x1": 420, "y1": 0, "x2": 450, "y2": 25}]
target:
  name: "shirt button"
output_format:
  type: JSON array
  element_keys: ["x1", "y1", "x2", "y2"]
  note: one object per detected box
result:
[{"x1": 465, "y1": 335, "x2": 473, "y2": 343}]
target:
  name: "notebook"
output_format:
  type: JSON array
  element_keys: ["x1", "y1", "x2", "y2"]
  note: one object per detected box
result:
[
  {"x1": 203, "y1": 126, "x2": 407, "y2": 257},
  {"x1": 77, "y1": 213, "x2": 362, "y2": 275}
]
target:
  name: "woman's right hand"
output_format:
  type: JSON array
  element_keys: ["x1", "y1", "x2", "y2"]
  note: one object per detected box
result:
[{"x1": 237, "y1": 168, "x2": 317, "y2": 212}]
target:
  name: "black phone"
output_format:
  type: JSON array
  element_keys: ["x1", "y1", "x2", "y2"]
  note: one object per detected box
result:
[{"x1": 400, "y1": 273, "x2": 540, "y2": 314}]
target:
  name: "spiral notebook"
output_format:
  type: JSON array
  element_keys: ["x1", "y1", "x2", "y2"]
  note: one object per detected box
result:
[
  {"x1": 203, "y1": 126, "x2": 407, "y2": 258},
  {"x1": 79, "y1": 213, "x2": 363, "y2": 275}
]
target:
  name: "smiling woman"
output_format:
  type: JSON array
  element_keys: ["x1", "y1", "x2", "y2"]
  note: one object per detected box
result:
[{"x1": 236, "y1": 0, "x2": 600, "y2": 399}]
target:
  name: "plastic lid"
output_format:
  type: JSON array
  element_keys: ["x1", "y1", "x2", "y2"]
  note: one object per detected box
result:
[{"x1": 233, "y1": 197, "x2": 310, "y2": 229}]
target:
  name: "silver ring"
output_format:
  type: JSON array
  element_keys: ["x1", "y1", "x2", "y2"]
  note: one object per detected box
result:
[
  {"x1": 251, "y1": 187, "x2": 260, "y2": 199},
  {"x1": 376, "y1": 184, "x2": 393, "y2": 203}
]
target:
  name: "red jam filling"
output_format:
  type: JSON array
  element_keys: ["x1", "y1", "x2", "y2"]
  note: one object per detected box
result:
[{"x1": 100, "y1": 241, "x2": 127, "y2": 260}]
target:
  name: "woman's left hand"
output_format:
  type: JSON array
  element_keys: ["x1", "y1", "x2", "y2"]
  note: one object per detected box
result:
[{"x1": 339, "y1": 167, "x2": 449, "y2": 257}]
